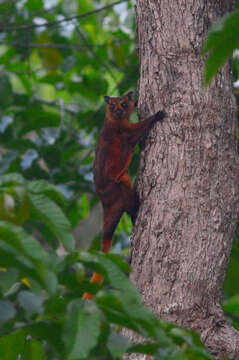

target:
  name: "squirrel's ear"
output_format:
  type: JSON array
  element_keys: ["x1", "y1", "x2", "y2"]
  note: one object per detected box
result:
[
  {"x1": 126, "y1": 91, "x2": 133, "y2": 100},
  {"x1": 104, "y1": 95, "x2": 110, "y2": 103}
]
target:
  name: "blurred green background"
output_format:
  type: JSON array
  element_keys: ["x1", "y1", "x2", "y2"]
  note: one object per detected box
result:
[{"x1": 0, "y1": 0, "x2": 238, "y2": 359}]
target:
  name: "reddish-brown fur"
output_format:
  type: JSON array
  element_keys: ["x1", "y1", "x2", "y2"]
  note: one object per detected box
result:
[{"x1": 83, "y1": 92, "x2": 165, "y2": 299}]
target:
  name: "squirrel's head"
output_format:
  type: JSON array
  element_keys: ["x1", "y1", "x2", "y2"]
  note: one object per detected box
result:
[{"x1": 104, "y1": 91, "x2": 136, "y2": 121}]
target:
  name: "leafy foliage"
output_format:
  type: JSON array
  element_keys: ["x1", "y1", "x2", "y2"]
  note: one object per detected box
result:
[
  {"x1": 203, "y1": 7, "x2": 239, "y2": 84},
  {"x1": 0, "y1": 174, "x2": 211, "y2": 359},
  {"x1": 0, "y1": 0, "x2": 238, "y2": 359}
]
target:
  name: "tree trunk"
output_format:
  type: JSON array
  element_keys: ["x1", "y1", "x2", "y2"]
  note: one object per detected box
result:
[{"x1": 129, "y1": 0, "x2": 239, "y2": 359}]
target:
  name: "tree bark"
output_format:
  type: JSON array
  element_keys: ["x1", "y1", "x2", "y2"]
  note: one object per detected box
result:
[{"x1": 128, "y1": 0, "x2": 239, "y2": 359}]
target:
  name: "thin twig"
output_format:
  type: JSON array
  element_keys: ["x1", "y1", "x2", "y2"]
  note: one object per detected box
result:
[{"x1": 0, "y1": 0, "x2": 130, "y2": 32}]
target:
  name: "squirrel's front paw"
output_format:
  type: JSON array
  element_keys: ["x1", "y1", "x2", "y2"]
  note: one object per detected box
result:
[{"x1": 155, "y1": 110, "x2": 166, "y2": 121}]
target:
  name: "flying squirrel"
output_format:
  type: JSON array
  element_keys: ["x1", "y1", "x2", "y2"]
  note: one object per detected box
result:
[{"x1": 83, "y1": 91, "x2": 165, "y2": 299}]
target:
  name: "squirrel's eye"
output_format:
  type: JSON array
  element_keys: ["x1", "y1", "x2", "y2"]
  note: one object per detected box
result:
[
  {"x1": 121, "y1": 102, "x2": 128, "y2": 109},
  {"x1": 109, "y1": 104, "x2": 115, "y2": 111}
]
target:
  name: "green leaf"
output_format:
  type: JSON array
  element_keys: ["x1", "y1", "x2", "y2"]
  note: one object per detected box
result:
[
  {"x1": 0, "y1": 185, "x2": 30, "y2": 225},
  {"x1": 0, "y1": 221, "x2": 49, "y2": 266},
  {"x1": 186, "y1": 346, "x2": 213, "y2": 360},
  {"x1": 27, "y1": 180, "x2": 67, "y2": 208},
  {"x1": 0, "y1": 151, "x2": 18, "y2": 176},
  {"x1": 63, "y1": 300, "x2": 102, "y2": 360},
  {"x1": 155, "y1": 348, "x2": 187, "y2": 360},
  {"x1": 170, "y1": 327, "x2": 194, "y2": 346},
  {"x1": 0, "y1": 330, "x2": 25, "y2": 360},
  {"x1": 0, "y1": 300, "x2": 16, "y2": 326},
  {"x1": 80, "y1": 193, "x2": 89, "y2": 219},
  {"x1": 0, "y1": 268, "x2": 19, "y2": 295},
  {"x1": 0, "y1": 247, "x2": 35, "y2": 281},
  {"x1": 22, "y1": 339, "x2": 46, "y2": 360},
  {"x1": 169, "y1": 327, "x2": 212, "y2": 358},
  {"x1": 25, "y1": 322, "x2": 64, "y2": 354},
  {"x1": 224, "y1": 295, "x2": 239, "y2": 316},
  {"x1": 80, "y1": 252, "x2": 167, "y2": 339},
  {"x1": 80, "y1": 252, "x2": 138, "y2": 299},
  {"x1": 128, "y1": 342, "x2": 160, "y2": 356},
  {"x1": 203, "y1": 9, "x2": 239, "y2": 84},
  {"x1": 24, "y1": 0, "x2": 44, "y2": 11},
  {"x1": 71, "y1": 72, "x2": 108, "y2": 101},
  {"x1": 224, "y1": 256, "x2": 239, "y2": 298},
  {"x1": 107, "y1": 332, "x2": 130, "y2": 358},
  {"x1": 96, "y1": 292, "x2": 140, "y2": 332},
  {"x1": 43, "y1": 270, "x2": 58, "y2": 295},
  {"x1": 27, "y1": 180, "x2": 63, "y2": 197},
  {"x1": 97, "y1": 254, "x2": 138, "y2": 298},
  {"x1": 97, "y1": 290, "x2": 168, "y2": 341},
  {"x1": 0, "y1": 221, "x2": 57, "y2": 292},
  {"x1": 0, "y1": 173, "x2": 25, "y2": 187},
  {"x1": 39, "y1": 74, "x2": 63, "y2": 85},
  {"x1": 105, "y1": 253, "x2": 130, "y2": 274},
  {"x1": 0, "y1": 74, "x2": 13, "y2": 107},
  {"x1": 17, "y1": 290, "x2": 44, "y2": 315},
  {"x1": 112, "y1": 43, "x2": 125, "y2": 67},
  {"x1": 29, "y1": 193, "x2": 75, "y2": 251},
  {"x1": 19, "y1": 107, "x2": 60, "y2": 133}
]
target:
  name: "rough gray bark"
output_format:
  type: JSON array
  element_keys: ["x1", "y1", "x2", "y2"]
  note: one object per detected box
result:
[{"x1": 128, "y1": 0, "x2": 239, "y2": 359}]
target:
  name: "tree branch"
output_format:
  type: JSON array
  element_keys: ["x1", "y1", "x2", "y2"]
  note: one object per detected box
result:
[{"x1": 0, "y1": 0, "x2": 130, "y2": 32}]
